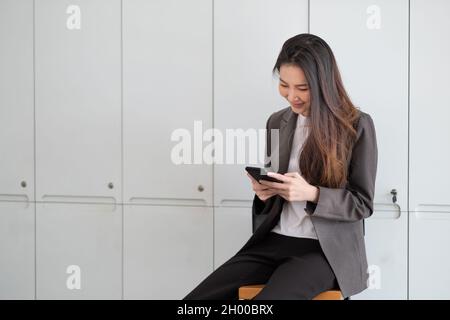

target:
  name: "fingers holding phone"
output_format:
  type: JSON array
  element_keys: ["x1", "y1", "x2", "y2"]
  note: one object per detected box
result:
[{"x1": 246, "y1": 172, "x2": 277, "y2": 202}]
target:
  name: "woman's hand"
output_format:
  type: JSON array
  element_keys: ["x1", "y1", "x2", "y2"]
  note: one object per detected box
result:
[
  {"x1": 259, "y1": 172, "x2": 319, "y2": 203},
  {"x1": 246, "y1": 172, "x2": 278, "y2": 202}
]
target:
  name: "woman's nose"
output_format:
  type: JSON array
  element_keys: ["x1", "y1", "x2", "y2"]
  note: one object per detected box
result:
[
  {"x1": 286, "y1": 92, "x2": 293, "y2": 100},
  {"x1": 287, "y1": 92, "x2": 298, "y2": 102}
]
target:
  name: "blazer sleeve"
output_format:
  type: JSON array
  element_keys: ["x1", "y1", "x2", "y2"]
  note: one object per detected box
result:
[
  {"x1": 304, "y1": 112, "x2": 378, "y2": 222},
  {"x1": 253, "y1": 113, "x2": 275, "y2": 216}
]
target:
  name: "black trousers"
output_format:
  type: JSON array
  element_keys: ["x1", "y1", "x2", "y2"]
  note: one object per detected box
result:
[{"x1": 183, "y1": 231, "x2": 339, "y2": 300}]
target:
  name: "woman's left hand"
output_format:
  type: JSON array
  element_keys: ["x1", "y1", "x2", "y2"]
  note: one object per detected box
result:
[{"x1": 259, "y1": 172, "x2": 318, "y2": 202}]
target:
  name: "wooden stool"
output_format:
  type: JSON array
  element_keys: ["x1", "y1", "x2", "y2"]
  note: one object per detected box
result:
[{"x1": 238, "y1": 284, "x2": 343, "y2": 300}]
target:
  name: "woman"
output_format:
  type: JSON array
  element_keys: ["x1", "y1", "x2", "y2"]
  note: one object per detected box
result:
[{"x1": 184, "y1": 33, "x2": 378, "y2": 300}]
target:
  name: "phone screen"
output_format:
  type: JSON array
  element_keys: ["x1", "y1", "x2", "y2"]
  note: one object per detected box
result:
[{"x1": 245, "y1": 166, "x2": 282, "y2": 183}]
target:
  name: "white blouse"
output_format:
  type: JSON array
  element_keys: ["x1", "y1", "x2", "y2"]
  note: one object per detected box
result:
[{"x1": 270, "y1": 112, "x2": 318, "y2": 240}]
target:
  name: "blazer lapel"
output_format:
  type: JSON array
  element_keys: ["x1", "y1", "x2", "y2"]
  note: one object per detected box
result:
[
  {"x1": 278, "y1": 108, "x2": 298, "y2": 174},
  {"x1": 268, "y1": 109, "x2": 298, "y2": 220}
]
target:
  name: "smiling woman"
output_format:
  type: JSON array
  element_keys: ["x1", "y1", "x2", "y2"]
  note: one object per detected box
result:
[
  {"x1": 183, "y1": 33, "x2": 378, "y2": 300},
  {"x1": 272, "y1": 34, "x2": 361, "y2": 190}
]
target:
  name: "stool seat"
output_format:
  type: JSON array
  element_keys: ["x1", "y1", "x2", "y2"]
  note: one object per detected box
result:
[{"x1": 238, "y1": 284, "x2": 343, "y2": 300}]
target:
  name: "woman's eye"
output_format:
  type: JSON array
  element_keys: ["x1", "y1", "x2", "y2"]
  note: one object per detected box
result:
[{"x1": 279, "y1": 84, "x2": 308, "y2": 91}]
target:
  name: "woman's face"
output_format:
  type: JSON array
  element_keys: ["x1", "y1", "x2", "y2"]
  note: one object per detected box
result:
[{"x1": 278, "y1": 64, "x2": 311, "y2": 117}]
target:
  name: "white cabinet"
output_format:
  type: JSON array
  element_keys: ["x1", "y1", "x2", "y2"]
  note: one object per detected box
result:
[
  {"x1": 409, "y1": 211, "x2": 450, "y2": 299},
  {"x1": 35, "y1": 0, "x2": 122, "y2": 203},
  {"x1": 409, "y1": 0, "x2": 450, "y2": 299},
  {"x1": 352, "y1": 211, "x2": 407, "y2": 299},
  {"x1": 0, "y1": 0, "x2": 34, "y2": 202},
  {"x1": 36, "y1": 203, "x2": 122, "y2": 299},
  {"x1": 214, "y1": 0, "x2": 309, "y2": 207},
  {"x1": 123, "y1": 0, "x2": 213, "y2": 206},
  {"x1": 0, "y1": 0, "x2": 35, "y2": 300},
  {"x1": 409, "y1": 0, "x2": 450, "y2": 211},
  {"x1": 214, "y1": 207, "x2": 252, "y2": 268},
  {"x1": 310, "y1": 0, "x2": 409, "y2": 299},
  {"x1": 122, "y1": 1, "x2": 213, "y2": 298},
  {"x1": 124, "y1": 205, "x2": 213, "y2": 299},
  {"x1": 0, "y1": 202, "x2": 35, "y2": 299}
]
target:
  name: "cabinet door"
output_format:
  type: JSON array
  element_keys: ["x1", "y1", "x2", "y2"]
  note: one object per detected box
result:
[
  {"x1": 213, "y1": 0, "x2": 308, "y2": 263},
  {"x1": 124, "y1": 205, "x2": 213, "y2": 299},
  {"x1": 410, "y1": 0, "x2": 450, "y2": 299},
  {"x1": 123, "y1": 0, "x2": 212, "y2": 206},
  {"x1": 36, "y1": 203, "x2": 122, "y2": 299},
  {"x1": 310, "y1": 0, "x2": 408, "y2": 211},
  {"x1": 214, "y1": 207, "x2": 252, "y2": 269},
  {"x1": 0, "y1": 201, "x2": 35, "y2": 299},
  {"x1": 410, "y1": 0, "x2": 450, "y2": 210},
  {"x1": 310, "y1": 0, "x2": 409, "y2": 299},
  {"x1": 214, "y1": 0, "x2": 309, "y2": 207},
  {"x1": 352, "y1": 211, "x2": 407, "y2": 299},
  {"x1": 35, "y1": 0, "x2": 121, "y2": 203},
  {"x1": 0, "y1": 0, "x2": 34, "y2": 202},
  {"x1": 409, "y1": 211, "x2": 450, "y2": 299}
]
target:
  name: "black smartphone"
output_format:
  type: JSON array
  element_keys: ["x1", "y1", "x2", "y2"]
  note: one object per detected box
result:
[{"x1": 245, "y1": 166, "x2": 283, "y2": 183}]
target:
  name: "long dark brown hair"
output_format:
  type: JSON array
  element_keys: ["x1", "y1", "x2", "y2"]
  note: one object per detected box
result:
[{"x1": 273, "y1": 33, "x2": 361, "y2": 188}]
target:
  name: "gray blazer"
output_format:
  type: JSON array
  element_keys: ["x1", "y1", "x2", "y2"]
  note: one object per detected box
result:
[{"x1": 237, "y1": 106, "x2": 378, "y2": 299}]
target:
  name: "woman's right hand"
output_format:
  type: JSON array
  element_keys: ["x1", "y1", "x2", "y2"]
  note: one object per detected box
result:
[{"x1": 246, "y1": 172, "x2": 277, "y2": 202}]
